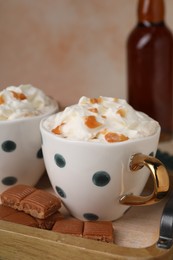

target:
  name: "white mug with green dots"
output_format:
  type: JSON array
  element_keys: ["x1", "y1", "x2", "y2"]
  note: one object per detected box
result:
[
  {"x1": 0, "y1": 84, "x2": 58, "y2": 193},
  {"x1": 40, "y1": 97, "x2": 169, "y2": 221}
]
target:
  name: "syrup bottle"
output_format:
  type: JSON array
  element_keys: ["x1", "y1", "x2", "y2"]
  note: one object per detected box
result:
[{"x1": 127, "y1": 0, "x2": 173, "y2": 141}]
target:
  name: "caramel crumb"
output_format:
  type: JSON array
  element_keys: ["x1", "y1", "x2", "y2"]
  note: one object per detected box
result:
[
  {"x1": 90, "y1": 97, "x2": 103, "y2": 104},
  {"x1": 88, "y1": 108, "x2": 98, "y2": 113},
  {"x1": 117, "y1": 108, "x2": 126, "y2": 118},
  {"x1": 0, "y1": 95, "x2": 4, "y2": 104},
  {"x1": 105, "y1": 132, "x2": 129, "y2": 143},
  {"x1": 52, "y1": 123, "x2": 65, "y2": 135},
  {"x1": 11, "y1": 91, "x2": 27, "y2": 100},
  {"x1": 84, "y1": 116, "x2": 102, "y2": 129},
  {"x1": 114, "y1": 97, "x2": 119, "y2": 102}
]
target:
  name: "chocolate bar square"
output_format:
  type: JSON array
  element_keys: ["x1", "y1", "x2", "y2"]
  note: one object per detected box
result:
[
  {"x1": 0, "y1": 205, "x2": 18, "y2": 219},
  {"x1": 20, "y1": 189, "x2": 61, "y2": 219},
  {"x1": 3, "y1": 210, "x2": 39, "y2": 228},
  {"x1": 1, "y1": 185, "x2": 62, "y2": 219},
  {"x1": 0, "y1": 184, "x2": 36, "y2": 209},
  {"x1": 36, "y1": 211, "x2": 64, "y2": 229},
  {"x1": 52, "y1": 217, "x2": 84, "y2": 237},
  {"x1": 83, "y1": 221, "x2": 114, "y2": 243}
]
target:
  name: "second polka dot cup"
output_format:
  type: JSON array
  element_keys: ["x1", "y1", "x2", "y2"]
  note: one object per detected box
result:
[
  {"x1": 0, "y1": 102, "x2": 58, "y2": 193},
  {"x1": 40, "y1": 122, "x2": 169, "y2": 221}
]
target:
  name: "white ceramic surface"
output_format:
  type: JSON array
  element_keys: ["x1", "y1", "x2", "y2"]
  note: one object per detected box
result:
[
  {"x1": 0, "y1": 99, "x2": 58, "y2": 193},
  {"x1": 40, "y1": 121, "x2": 161, "y2": 221}
]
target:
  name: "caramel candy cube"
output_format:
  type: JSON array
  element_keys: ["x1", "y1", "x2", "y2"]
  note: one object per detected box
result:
[
  {"x1": 83, "y1": 221, "x2": 114, "y2": 243},
  {"x1": 52, "y1": 218, "x2": 84, "y2": 237}
]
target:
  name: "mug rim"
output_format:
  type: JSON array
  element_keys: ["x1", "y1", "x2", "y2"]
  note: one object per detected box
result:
[
  {"x1": 0, "y1": 98, "x2": 58, "y2": 125},
  {"x1": 40, "y1": 117, "x2": 161, "y2": 146}
]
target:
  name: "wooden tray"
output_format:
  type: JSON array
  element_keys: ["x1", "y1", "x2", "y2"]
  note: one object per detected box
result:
[
  {"x1": 0, "y1": 141, "x2": 173, "y2": 259},
  {"x1": 0, "y1": 216, "x2": 173, "y2": 260}
]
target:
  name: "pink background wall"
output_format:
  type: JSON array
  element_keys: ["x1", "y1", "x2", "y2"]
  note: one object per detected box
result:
[{"x1": 0, "y1": 0, "x2": 173, "y2": 109}]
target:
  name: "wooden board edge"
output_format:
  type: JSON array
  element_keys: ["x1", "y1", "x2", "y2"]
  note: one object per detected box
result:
[{"x1": 0, "y1": 220, "x2": 173, "y2": 259}]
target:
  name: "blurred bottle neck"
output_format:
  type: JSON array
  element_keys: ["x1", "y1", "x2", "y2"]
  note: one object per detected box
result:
[{"x1": 138, "y1": 0, "x2": 165, "y2": 25}]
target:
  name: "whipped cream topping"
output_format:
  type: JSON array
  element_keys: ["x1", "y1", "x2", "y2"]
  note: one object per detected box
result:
[
  {"x1": 0, "y1": 84, "x2": 57, "y2": 120},
  {"x1": 43, "y1": 96, "x2": 159, "y2": 143}
]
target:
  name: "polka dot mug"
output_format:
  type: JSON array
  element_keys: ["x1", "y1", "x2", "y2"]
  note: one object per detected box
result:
[
  {"x1": 40, "y1": 122, "x2": 169, "y2": 221},
  {"x1": 0, "y1": 100, "x2": 58, "y2": 193}
]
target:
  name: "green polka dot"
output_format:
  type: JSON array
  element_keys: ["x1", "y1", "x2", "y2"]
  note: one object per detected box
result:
[
  {"x1": 2, "y1": 176, "x2": 17, "y2": 186},
  {"x1": 92, "y1": 171, "x2": 110, "y2": 187},
  {"x1": 1, "y1": 140, "x2": 16, "y2": 152},
  {"x1": 83, "y1": 213, "x2": 99, "y2": 221},
  {"x1": 55, "y1": 186, "x2": 66, "y2": 198},
  {"x1": 54, "y1": 154, "x2": 66, "y2": 168},
  {"x1": 37, "y1": 148, "x2": 43, "y2": 159}
]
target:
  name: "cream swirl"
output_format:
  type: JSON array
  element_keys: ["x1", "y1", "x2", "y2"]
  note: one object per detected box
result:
[
  {"x1": 0, "y1": 84, "x2": 57, "y2": 120},
  {"x1": 43, "y1": 96, "x2": 159, "y2": 143}
]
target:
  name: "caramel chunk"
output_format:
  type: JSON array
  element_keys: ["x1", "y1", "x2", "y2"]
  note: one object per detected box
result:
[
  {"x1": 52, "y1": 123, "x2": 65, "y2": 135},
  {"x1": 113, "y1": 97, "x2": 119, "y2": 102},
  {"x1": 88, "y1": 108, "x2": 98, "y2": 113},
  {"x1": 117, "y1": 108, "x2": 126, "y2": 117},
  {"x1": 84, "y1": 116, "x2": 102, "y2": 129},
  {"x1": 11, "y1": 91, "x2": 27, "y2": 100},
  {"x1": 52, "y1": 217, "x2": 84, "y2": 237},
  {"x1": 90, "y1": 97, "x2": 103, "y2": 104},
  {"x1": 105, "y1": 132, "x2": 129, "y2": 143},
  {"x1": 83, "y1": 221, "x2": 114, "y2": 243},
  {"x1": 0, "y1": 95, "x2": 4, "y2": 104}
]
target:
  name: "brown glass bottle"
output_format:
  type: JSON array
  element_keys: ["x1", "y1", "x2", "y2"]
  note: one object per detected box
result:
[{"x1": 127, "y1": 0, "x2": 173, "y2": 141}]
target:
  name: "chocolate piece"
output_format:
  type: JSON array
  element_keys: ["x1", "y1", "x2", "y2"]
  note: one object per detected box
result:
[
  {"x1": 83, "y1": 221, "x2": 114, "y2": 243},
  {"x1": 3, "y1": 210, "x2": 39, "y2": 227},
  {"x1": 0, "y1": 205, "x2": 18, "y2": 219},
  {"x1": 1, "y1": 185, "x2": 61, "y2": 219},
  {"x1": 36, "y1": 211, "x2": 64, "y2": 230},
  {"x1": 0, "y1": 204, "x2": 63, "y2": 229},
  {"x1": 0, "y1": 184, "x2": 36, "y2": 209},
  {"x1": 20, "y1": 189, "x2": 61, "y2": 219},
  {"x1": 52, "y1": 217, "x2": 84, "y2": 237}
]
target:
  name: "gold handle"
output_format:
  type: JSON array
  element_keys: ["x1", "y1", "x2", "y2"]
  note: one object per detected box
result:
[{"x1": 119, "y1": 153, "x2": 169, "y2": 206}]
